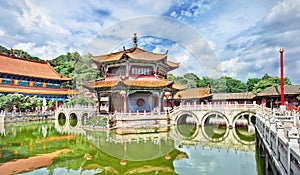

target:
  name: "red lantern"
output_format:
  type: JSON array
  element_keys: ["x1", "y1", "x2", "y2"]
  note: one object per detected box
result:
[{"x1": 164, "y1": 92, "x2": 171, "y2": 99}]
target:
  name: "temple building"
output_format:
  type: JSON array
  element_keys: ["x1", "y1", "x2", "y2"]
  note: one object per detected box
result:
[
  {"x1": 212, "y1": 92, "x2": 255, "y2": 104},
  {"x1": 255, "y1": 85, "x2": 300, "y2": 108},
  {"x1": 0, "y1": 53, "x2": 75, "y2": 107},
  {"x1": 173, "y1": 88, "x2": 212, "y2": 106},
  {"x1": 83, "y1": 34, "x2": 184, "y2": 115}
]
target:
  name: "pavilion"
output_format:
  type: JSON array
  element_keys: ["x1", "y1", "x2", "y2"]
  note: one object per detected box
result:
[{"x1": 83, "y1": 33, "x2": 185, "y2": 114}]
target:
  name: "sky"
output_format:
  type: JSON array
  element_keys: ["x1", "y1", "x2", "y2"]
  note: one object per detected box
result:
[{"x1": 1, "y1": 0, "x2": 300, "y2": 84}]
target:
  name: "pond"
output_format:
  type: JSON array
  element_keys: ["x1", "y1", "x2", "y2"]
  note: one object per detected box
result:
[{"x1": 0, "y1": 121, "x2": 265, "y2": 175}]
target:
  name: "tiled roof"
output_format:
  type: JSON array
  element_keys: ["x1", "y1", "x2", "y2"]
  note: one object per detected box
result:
[
  {"x1": 256, "y1": 85, "x2": 300, "y2": 96},
  {"x1": 91, "y1": 47, "x2": 167, "y2": 63},
  {"x1": 212, "y1": 92, "x2": 255, "y2": 100},
  {"x1": 83, "y1": 77, "x2": 177, "y2": 89},
  {"x1": 84, "y1": 79, "x2": 119, "y2": 89},
  {"x1": 123, "y1": 78, "x2": 172, "y2": 87},
  {"x1": 171, "y1": 82, "x2": 187, "y2": 91},
  {"x1": 174, "y1": 88, "x2": 212, "y2": 99},
  {"x1": 0, "y1": 54, "x2": 71, "y2": 81},
  {"x1": 166, "y1": 61, "x2": 180, "y2": 70},
  {"x1": 0, "y1": 85, "x2": 77, "y2": 95}
]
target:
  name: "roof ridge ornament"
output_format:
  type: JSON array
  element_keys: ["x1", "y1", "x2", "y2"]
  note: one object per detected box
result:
[{"x1": 133, "y1": 33, "x2": 138, "y2": 48}]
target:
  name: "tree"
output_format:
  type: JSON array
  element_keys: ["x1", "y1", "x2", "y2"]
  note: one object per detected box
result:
[
  {"x1": 246, "y1": 78, "x2": 261, "y2": 92},
  {"x1": 49, "y1": 52, "x2": 101, "y2": 89},
  {"x1": 252, "y1": 76, "x2": 292, "y2": 93},
  {"x1": 16, "y1": 96, "x2": 31, "y2": 111},
  {"x1": 0, "y1": 45, "x2": 10, "y2": 55},
  {"x1": 167, "y1": 74, "x2": 174, "y2": 81},
  {"x1": 182, "y1": 73, "x2": 200, "y2": 88},
  {"x1": 223, "y1": 76, "x2": 247, "y2": 92},
  {"x1": 0, "y1": 94, "x2": 8, "y2": 111},
  {"x1": 198, "y1": 76, "x2": 211, "y2": 87},
  {"x1": 48, "y1": 99, "x2": 55, "y2": 110}
]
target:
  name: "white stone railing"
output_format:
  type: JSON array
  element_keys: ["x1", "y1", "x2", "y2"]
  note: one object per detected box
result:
[
  {"x1": 0, "y1": 111, "x2": 54, "y2": 117},
  {"x1": 169, "y1": 101, "x2": 270, "y2": 113},
  {"x1": 113, "y1": 111, "x2": 167, "y2": 121},
  {"x1": 256, "y1": 110, "x2": 300, "y2": 175},
  {"x1": 57, "y1": 104, "x2": 97, "y2": 111}
]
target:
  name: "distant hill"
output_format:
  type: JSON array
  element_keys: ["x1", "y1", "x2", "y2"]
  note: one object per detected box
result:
[{"x1": 0, "y1": 45, "x2": 44, "y2": 62}]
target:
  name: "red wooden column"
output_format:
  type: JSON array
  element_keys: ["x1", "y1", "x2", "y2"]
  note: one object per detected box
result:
[
  {"x1": 97, "y1": 91, "x2": 101, "y2": 113},
  {"x1": 279, "y1": 48, "x2": 285, "y2": 106}
]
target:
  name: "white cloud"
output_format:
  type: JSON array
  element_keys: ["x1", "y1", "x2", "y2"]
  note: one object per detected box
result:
[
  {"x1": 223, "y1": 0, "x2": 300, "y2": 83},
  {"x1": 0, "y1": 29, "x2": 4, "y2": 36},
  {"x1": 13, "y1": 41, "x2": 72, "y2": 60},
  {"x1": 2, "y1": 0, "x2": 299, "y2": 84}
]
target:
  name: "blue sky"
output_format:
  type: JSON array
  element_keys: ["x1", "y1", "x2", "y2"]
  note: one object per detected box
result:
[{"x1": 1, "y1": 0, "x2": 300, "y2": 84}]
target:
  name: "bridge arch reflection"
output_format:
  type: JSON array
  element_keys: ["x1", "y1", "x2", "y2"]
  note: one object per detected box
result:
[{"x1": 202, "y1": 111, "x2": 229, "y2": 127}]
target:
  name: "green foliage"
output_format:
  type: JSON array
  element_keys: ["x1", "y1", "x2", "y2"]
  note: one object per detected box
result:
[
  {"x1": 0, "y1": 45, "x2": 10, "y2": 54},
  {"x1": 170, "y1": 73, "x2": 248, "y2": 93},
  {"x1": 48, "y1": 99, "x2": 55, "y2": 110},
  {"x1": 252, "y1": 74, "x2": 291, "y2": 93},
  {"x1": 65, "y1": 94, "x2": 96, "y2": 106},
  {"x1": 198, "y1": 76, "x2": 211, "y2": 87},
  {"x1": 169, "y1": 73, "x2": 291, "y2": 94},
  {"x1": 49, "y1": 52, "x2": 101, "y2": 89},
  {"x1": 246, "y1": 78, "x2": 261, "y2": 92},
  {"x1": 223, "y1": 76, "x2": 247, "y2": 93},
  {"x1": 0, "y1": 45, "x2": 44, "y2": 62},
  {"x1": 0, "y1": 94, "x2": 57, "y2": 112}
]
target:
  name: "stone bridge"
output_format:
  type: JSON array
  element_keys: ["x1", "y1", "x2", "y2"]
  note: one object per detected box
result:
[
  {"x1": 169, "y1": 102, "x2": 269, "y2": 128},
  {"x1": 54, "y1": 105, "x2": 98, "y2": 129}
]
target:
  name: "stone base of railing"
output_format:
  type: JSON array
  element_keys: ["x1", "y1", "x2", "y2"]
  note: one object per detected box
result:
[{"x1": 112, "y1": 112, "x2": 169, "y2": 129}]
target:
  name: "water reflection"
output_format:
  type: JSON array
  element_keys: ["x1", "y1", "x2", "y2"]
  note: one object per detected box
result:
[{"x1": 0, "y1": 121, "x2": 261, "y2": 175}]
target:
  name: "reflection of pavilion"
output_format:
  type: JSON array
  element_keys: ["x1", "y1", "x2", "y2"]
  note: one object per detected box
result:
[
  {"x1": 55, "y1": 120, "x2": 256, "y2": 159},
  {"x1": 86, "y1": 129, "x2": 174, "y2": 161}
]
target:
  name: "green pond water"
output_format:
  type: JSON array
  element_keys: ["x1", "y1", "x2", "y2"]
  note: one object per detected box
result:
[{"x1": 0, "y1": 120, "x2": 264, "y2": 175}]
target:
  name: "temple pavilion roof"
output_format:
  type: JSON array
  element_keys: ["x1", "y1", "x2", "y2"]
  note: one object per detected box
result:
[
  {"x1": 83, "y1": 77, "x2": 185, "y2": 91},
  {"x1": 256, "y1": 85, "x2": 300, "y2": 97},
  {"x1": 212, "y1": 92, "x2": 255, "y2": 101},
  {"x1": 91, "y1": 47, "x2": 179, "y2": 71},
  {"x1": 0, "y1": 54, "x2": 71, "y2": 81},
  {"x1": 174, "y1": 87, "x2": 212, "y2": 99},
  {"x1": 0, "y1": 84, "x2": 77, "y2": 95}
]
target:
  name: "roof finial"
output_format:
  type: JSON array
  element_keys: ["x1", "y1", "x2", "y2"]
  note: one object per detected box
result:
[{"x1": 133, "y1": 33, "x2": 138, "y2": 48}]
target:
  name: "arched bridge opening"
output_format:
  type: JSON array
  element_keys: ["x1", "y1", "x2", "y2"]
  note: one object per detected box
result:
[
  {"x1": 57, "y1": 112, "x2": 66, "y2": 126},
  {"x1": 175, "y1": 112, "x2": 199, "y2": 140},
  {"x1": 232, "y1": 111, "x2": 257, "y2": 144},
  {"x1": 69, "y1": 113, "x2": 78, "y2": 127},
  {"x1": 201, "y1": 111, "x2": 229, "y2": 142}
]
